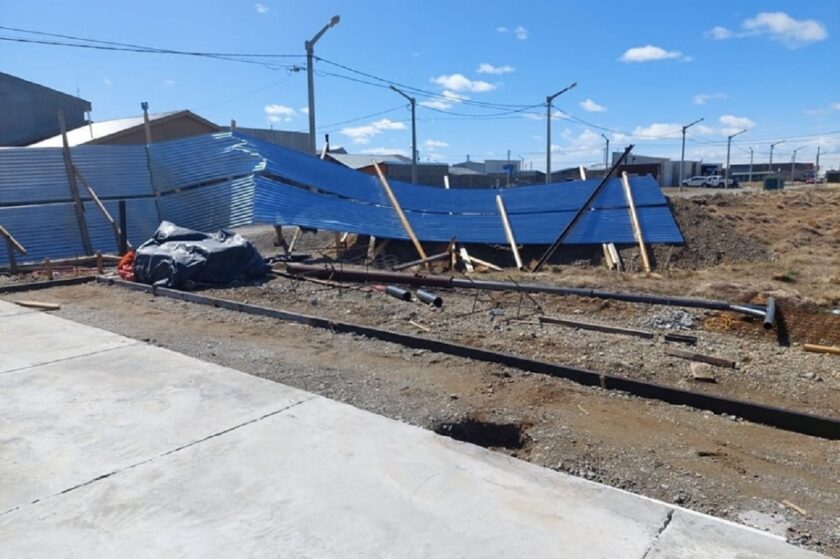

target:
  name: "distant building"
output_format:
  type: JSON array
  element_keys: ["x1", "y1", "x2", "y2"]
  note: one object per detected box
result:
[
  {"x1": 325, "y1": 152, "x2": 448, "y2": 185},
  {"x1": 0, "y1": 72, "x2": 91, "y2": 146},
  {"x1": 225, "y1": 125, "x2": 309, "y2": 153},
  {"x1": 30, "y1": 110, "x2": 221, "y2": 147},
  {"x1": 611, "y1": 153, "x2": 704, "y2": 187},
  {"x1": 728, "y1": 162, "x2": 814, "y2": 182},
  {"x1": 452, "y1": 158, "x2": 521, "y2": 174}
]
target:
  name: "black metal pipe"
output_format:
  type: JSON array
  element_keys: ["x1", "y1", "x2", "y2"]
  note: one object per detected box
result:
[
  {"x1": 416, "y1": 288, "x2": 443, "y2": 307},
  {"x1": 763, "y1": 297, "x2": 777, "y2": 330},
  {"x1": 285, "y1": 264, "x2": 767, "y2": 319},
  {"x1": 385, "y1": 285, "x2": 412, "y2": 301},
  {"x1": 95, "y1": 275, "x2": 840, "y2": 440},
  {"x1": 118, "y1": 200, "x2": 128, "y2": 256}
]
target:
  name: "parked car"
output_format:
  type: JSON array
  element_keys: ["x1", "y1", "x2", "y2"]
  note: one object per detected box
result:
[
  {"x1": 705, "y1": 175, "x2": 739, "y2": 188},
  {"x1": 681, "y1": 176, "x2": 709, "y2": 187}
]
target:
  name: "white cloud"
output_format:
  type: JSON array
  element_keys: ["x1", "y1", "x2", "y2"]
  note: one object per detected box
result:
[
  {"x1": 706, "y1": 12, "x2": 828, "y2": 49},
  {"x1": 431, "y1": 73, "x2": 496, "y2": 93},
  {"x1": 477, "y1": 63, "x2": 515, "y2": 75},
  {"x1": 361, "y1": 147, "x2": 409, "y2": 157},
  {"x1": 632, "y1": 123, "x2": 684, "y2": 139},
  {"x1": 163, "y1": 79, "x2": 176, "y2": 87},
  {"x1": 496, "y1": 26, "x2": 508, "y2": 33},
  {"x1": 299, "y1": 107, "x2": 309, "y2": 115},
  {"x1": 103, "y1": 77, "x2": 113, "y2": 87},
  {"x1": 619, "y1": 45, "x2": 687, "y2": 63},
  {"x1": 693, "y1": 92, "x2": 727, "y2": 105},
  {"x1": 424, "y1": 139, "x2": 449, "y2": 149},
  {"x1": 420, "y1": 90, "x2": 468, "y2": 110},
  {"x1": 579, "y1": 98, "x2": 606, "y2": 112},
  {"x1": 514, "y1": 25, "x2": 528, "y2": 40},
  {"x1": 719, "y1": 114, "x2": 756, "y2": 134},
  {"x1": 832, "y1": 102, "x2": 840, "y2": 111},
  {"x1": 340, "y1": 118, "x2": 406, "y2": 144},
  {"x1": 264, "y1": 104, "x2": 297, "y2": 123},
  {"x1": 254, "y1": 3, "x2": 268, "y2": 14}
]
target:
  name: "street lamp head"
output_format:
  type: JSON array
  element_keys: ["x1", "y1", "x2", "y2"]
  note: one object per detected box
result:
[{"x1": 329, "y1": 15, "x2": 341, "y2": 27}]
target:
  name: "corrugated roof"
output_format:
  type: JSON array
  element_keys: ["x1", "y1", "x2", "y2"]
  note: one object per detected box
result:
[{"x1": 327, "y1": 153, "x2": 412, "y2": 169}]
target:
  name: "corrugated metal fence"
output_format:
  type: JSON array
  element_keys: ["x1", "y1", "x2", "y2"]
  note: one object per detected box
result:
[{"x1": 0, "y1": 132, "x2": 682, "y2": 267}]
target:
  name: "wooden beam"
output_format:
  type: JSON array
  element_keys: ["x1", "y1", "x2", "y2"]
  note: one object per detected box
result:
[
  {"x1": 621, "y1": 171, "x2": 651, "y2": 273},
  {"x1": 579, "y1": 165, "x2": 587, "y2": 180},
  {"x1": 803, "y1": 343, "x2": 840, "y2": 356},
  {"x1": 14, "y1": 301, "x2": 61, "y2": 311},
  {"x1": 74, "y1": 165, "x2": 125, "y2": 251},
  {"x1": 458, "y1": 246, "x2": 475, "y2": 273},
  {"x1": 539, "y1": 315, "x2": 654, "y2": 339},
  {"x1": 465, "y1": 254, "x2": 503, "y2": 272},
  {"x1": 602, "y1": 244, "x2": 614, "y2": 269},
  {"x1": 0, "y1": 225, "x2": 26, "y2": 255},
  {"x1": 607, "y1": 243, "x2": 622, "y2": 272},
  {"x1": 665, "y1": 347, "x2": 736, "y2": 369},
  {"x1": 58, "y1": 110, "x2": 93, "y2": 255},
  {"x1": 392, "y1": 251, "x2": 451, "y2": 271},
  {"x1": 372, "y1": 161, "x2": 428, "y2": 265},
  {"x1": 495, "y1": 195, "x2": 523, "y2": 270},
  {"x1": 288, "y1": 227, "x2": 302, "y2": 255}
]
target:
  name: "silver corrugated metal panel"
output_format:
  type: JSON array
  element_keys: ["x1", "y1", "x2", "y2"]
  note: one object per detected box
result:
[
  {"x1": 159, "y1": 176, "x2": 254, "y2": 233},
  {"x1": 0, "y1": 147, "x2": 70, "y2": 204},
  {"x1": 149, "y1": 133, "x2": 264, "y2": 193}
]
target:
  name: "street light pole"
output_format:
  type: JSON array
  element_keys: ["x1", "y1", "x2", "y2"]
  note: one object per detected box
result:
[
  {"x1": 600, "y1": 133, "x2": 609, "y2": 175},
  {"x1": 725, "y1": 129, "x2": 746, "y2": 186},
  {"x1": 679, "y1": 117, "x2": 704, "y2": 191},
  {"x1": 545, "y1": 82, "x2": 577, "y2": 184},
  {"x1": 748, "y1": 147, "x2": 754, "y2": 183},
  {"x1": 305, "y1": 15, "x2": 341, "y2": 156},
  {"x1": 389, "y1": 85, "x2": 417, "y2": 184},
  {"x1": 791, "y1": 147, "x2": 803, "y2": 183},
  {"x1": 769, "y1": 140, "x2": 784, "y2": 175}
]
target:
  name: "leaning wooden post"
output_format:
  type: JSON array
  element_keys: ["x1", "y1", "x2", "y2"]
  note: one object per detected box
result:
[
  {"x1": 95, "y1": 251, "x2": 104, "y2": 274},
  {"x1": 621, "y1": 171, "x2": 651, "y2": 273},
  {"x1": 372, "y1": 161, "x2": 428, "y2": 266},
  {"x1": 45, "y1": 258, "x2": 54, "y2": 280},
  {"x1": 579, "y1": 166, "x2": 587, "y2": 180},
  {"x1": 74, "y1": 165, "x2": 125, "y2": 251},
  {"x1": 495, "y1": 195, "x2": 523, "y2": 270},
  {"x1": 0, "y1": 225, "x2": 26, "y2": 274},
  {"x1": 58, "y1": 111, "x2": 94, "y2": 255}
]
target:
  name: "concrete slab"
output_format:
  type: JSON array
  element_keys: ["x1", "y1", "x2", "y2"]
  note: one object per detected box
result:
[
  {"x1": 0, "y1": 309, "x2": 135, "y2": 374},
  {"x1": 0, "y1": 299, "x2": 36, "y2": 318},
  {"x1": 0, "y1": 302, "x2": 827, "y2": 558},
  {"x1": 0, "y1": 343, "x2": 312, "y2": 512}
]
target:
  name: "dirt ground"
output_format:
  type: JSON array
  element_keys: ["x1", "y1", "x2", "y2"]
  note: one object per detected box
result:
[{"x1": 2, "y1": 184, "x2": 839, "y2": 555}]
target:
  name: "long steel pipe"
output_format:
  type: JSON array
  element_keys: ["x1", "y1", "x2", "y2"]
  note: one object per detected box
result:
[{"x1": 285, "y1": 264, "x2": 768, "y2": 319}]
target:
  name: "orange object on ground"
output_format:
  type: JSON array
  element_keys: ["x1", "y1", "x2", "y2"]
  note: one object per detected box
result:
[{"x1": 117, "y1": 250, "x2": 136, "y2": 281}]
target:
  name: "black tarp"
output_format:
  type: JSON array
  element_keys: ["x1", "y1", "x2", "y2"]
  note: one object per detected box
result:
[{"x1": 133, "y1": 222, "x2": 268, "y2": 288}]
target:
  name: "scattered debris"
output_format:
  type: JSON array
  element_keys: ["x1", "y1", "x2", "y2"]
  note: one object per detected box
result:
[
  {"x1": 690, "y1": 362, "x2": 717, "y2": 383},
  {"x1": 781, "y1": 499, "x2": 808, "y2": 516},
  {"x1": 539, "y1": 315, "x2": 654, "y2": 339}
]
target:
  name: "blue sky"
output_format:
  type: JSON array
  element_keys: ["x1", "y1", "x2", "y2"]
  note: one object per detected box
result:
[{"x1": 1, "y1": 0, "x2": 838, "y2": 170}]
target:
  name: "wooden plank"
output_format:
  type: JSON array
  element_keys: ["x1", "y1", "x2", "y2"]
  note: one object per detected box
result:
[
  {"x1": 288, "y1": 227, "x2": 302, "y2": 255},
  {"x1": 539, "y1": 315, "x2": 654, "y2": 339},
  {"x1": 0, "y1": 224, "x2": 26, "y2": 255},
  {"x1": 458, "y1": 247, "x2": 475, "y2": 273},
  {"x1": 14, "y1": 300, "x2": 61, "y2": 311},
  {"x1": 465, "y1": 254, "x2": 503, "y2": 272},
  {"x1": 803, "y1": 343, "x2": 840, "y2": 356},
  {"x1": 665, "y1": 347, "x2": 736, "y2": 369},
  {"x1": 607, "y1": 243, "x2": 622, "y2": 272},
  {"x1": 372, "y1": 161, "x2": 428, "y2": 265},
  {"x1": 664, "y1": 333, "x2": 698, "y2": 345},
  {"x1": 58, "y1": 111, "x2": 93, "y2": 256},
  {"x1": 495, "y1": 195, "x2": 523, "y2": 270},
  {"x1": 602, "y1": 244, "x2": 614, "y2": 269},
  {"x1": 392, "y1": 251, "x2": 451, "y2": 271},
  {"x1": 578, "y1": 165, "x2": 587, "y2": 180},
  {"x1": 74, "y1": 165, "x2": 125, "y2": 250},
  {"x1": 621, "y1": 171, "x2": 651, "y2": 273}
]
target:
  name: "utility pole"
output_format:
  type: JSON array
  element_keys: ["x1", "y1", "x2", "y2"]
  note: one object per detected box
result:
[
  {"x1": 545, "y1": 82, "x2": 577, "y2": 184},
  {"x1": 748, "y1": 147, "x2": 754, "y2": 183},
  {"x1": 791, "y1": 147, "x2": 803, "y2": 183},
  {"x1": 389, "y1": 85, "x2": 417, "y2": 184},
  {"x1": 815, "y1": 146, "x2": 821, "y2": 185},
  {"x1": 724, "y1": 129, "x2": 746, "y2": 186},
  {"x1": 305, "y1": 15, "x2": 341, "y2": 156},
  {"x1": 769, "y1": 140, "x2": 784, "y2": 176},
  {"x1": 600, "y1": 133, "x2": 609, "y2": 175},
  {"x1": 679, "y1": 117, "x2": 704, "y2": 191}
]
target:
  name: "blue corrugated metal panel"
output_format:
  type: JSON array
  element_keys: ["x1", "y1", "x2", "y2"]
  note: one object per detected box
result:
[
  {"x1": 72, "y1": 144, "x2": 154, "y2": 199},
  {"x1": 0, "y1": 202, "x2": 86, "y2": 266},
  {"x1": 149, "y1": 133, "x2": 264, "y2": 193},
  {"x1": 85, "y1": 199, "x2": 161, "y2": 253},
  {"x1": 253, "y1": 176, "x2": 684, "y2": 245},
  {"x1": 160, "y1": 176, "x2": 255, "y2": 232},
  {"x1": 0, "y1": 147, "x2": 70, "y2": 204},
  {"x1": 237, "y1": 133, "x2": 666, "y2": 214}
]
